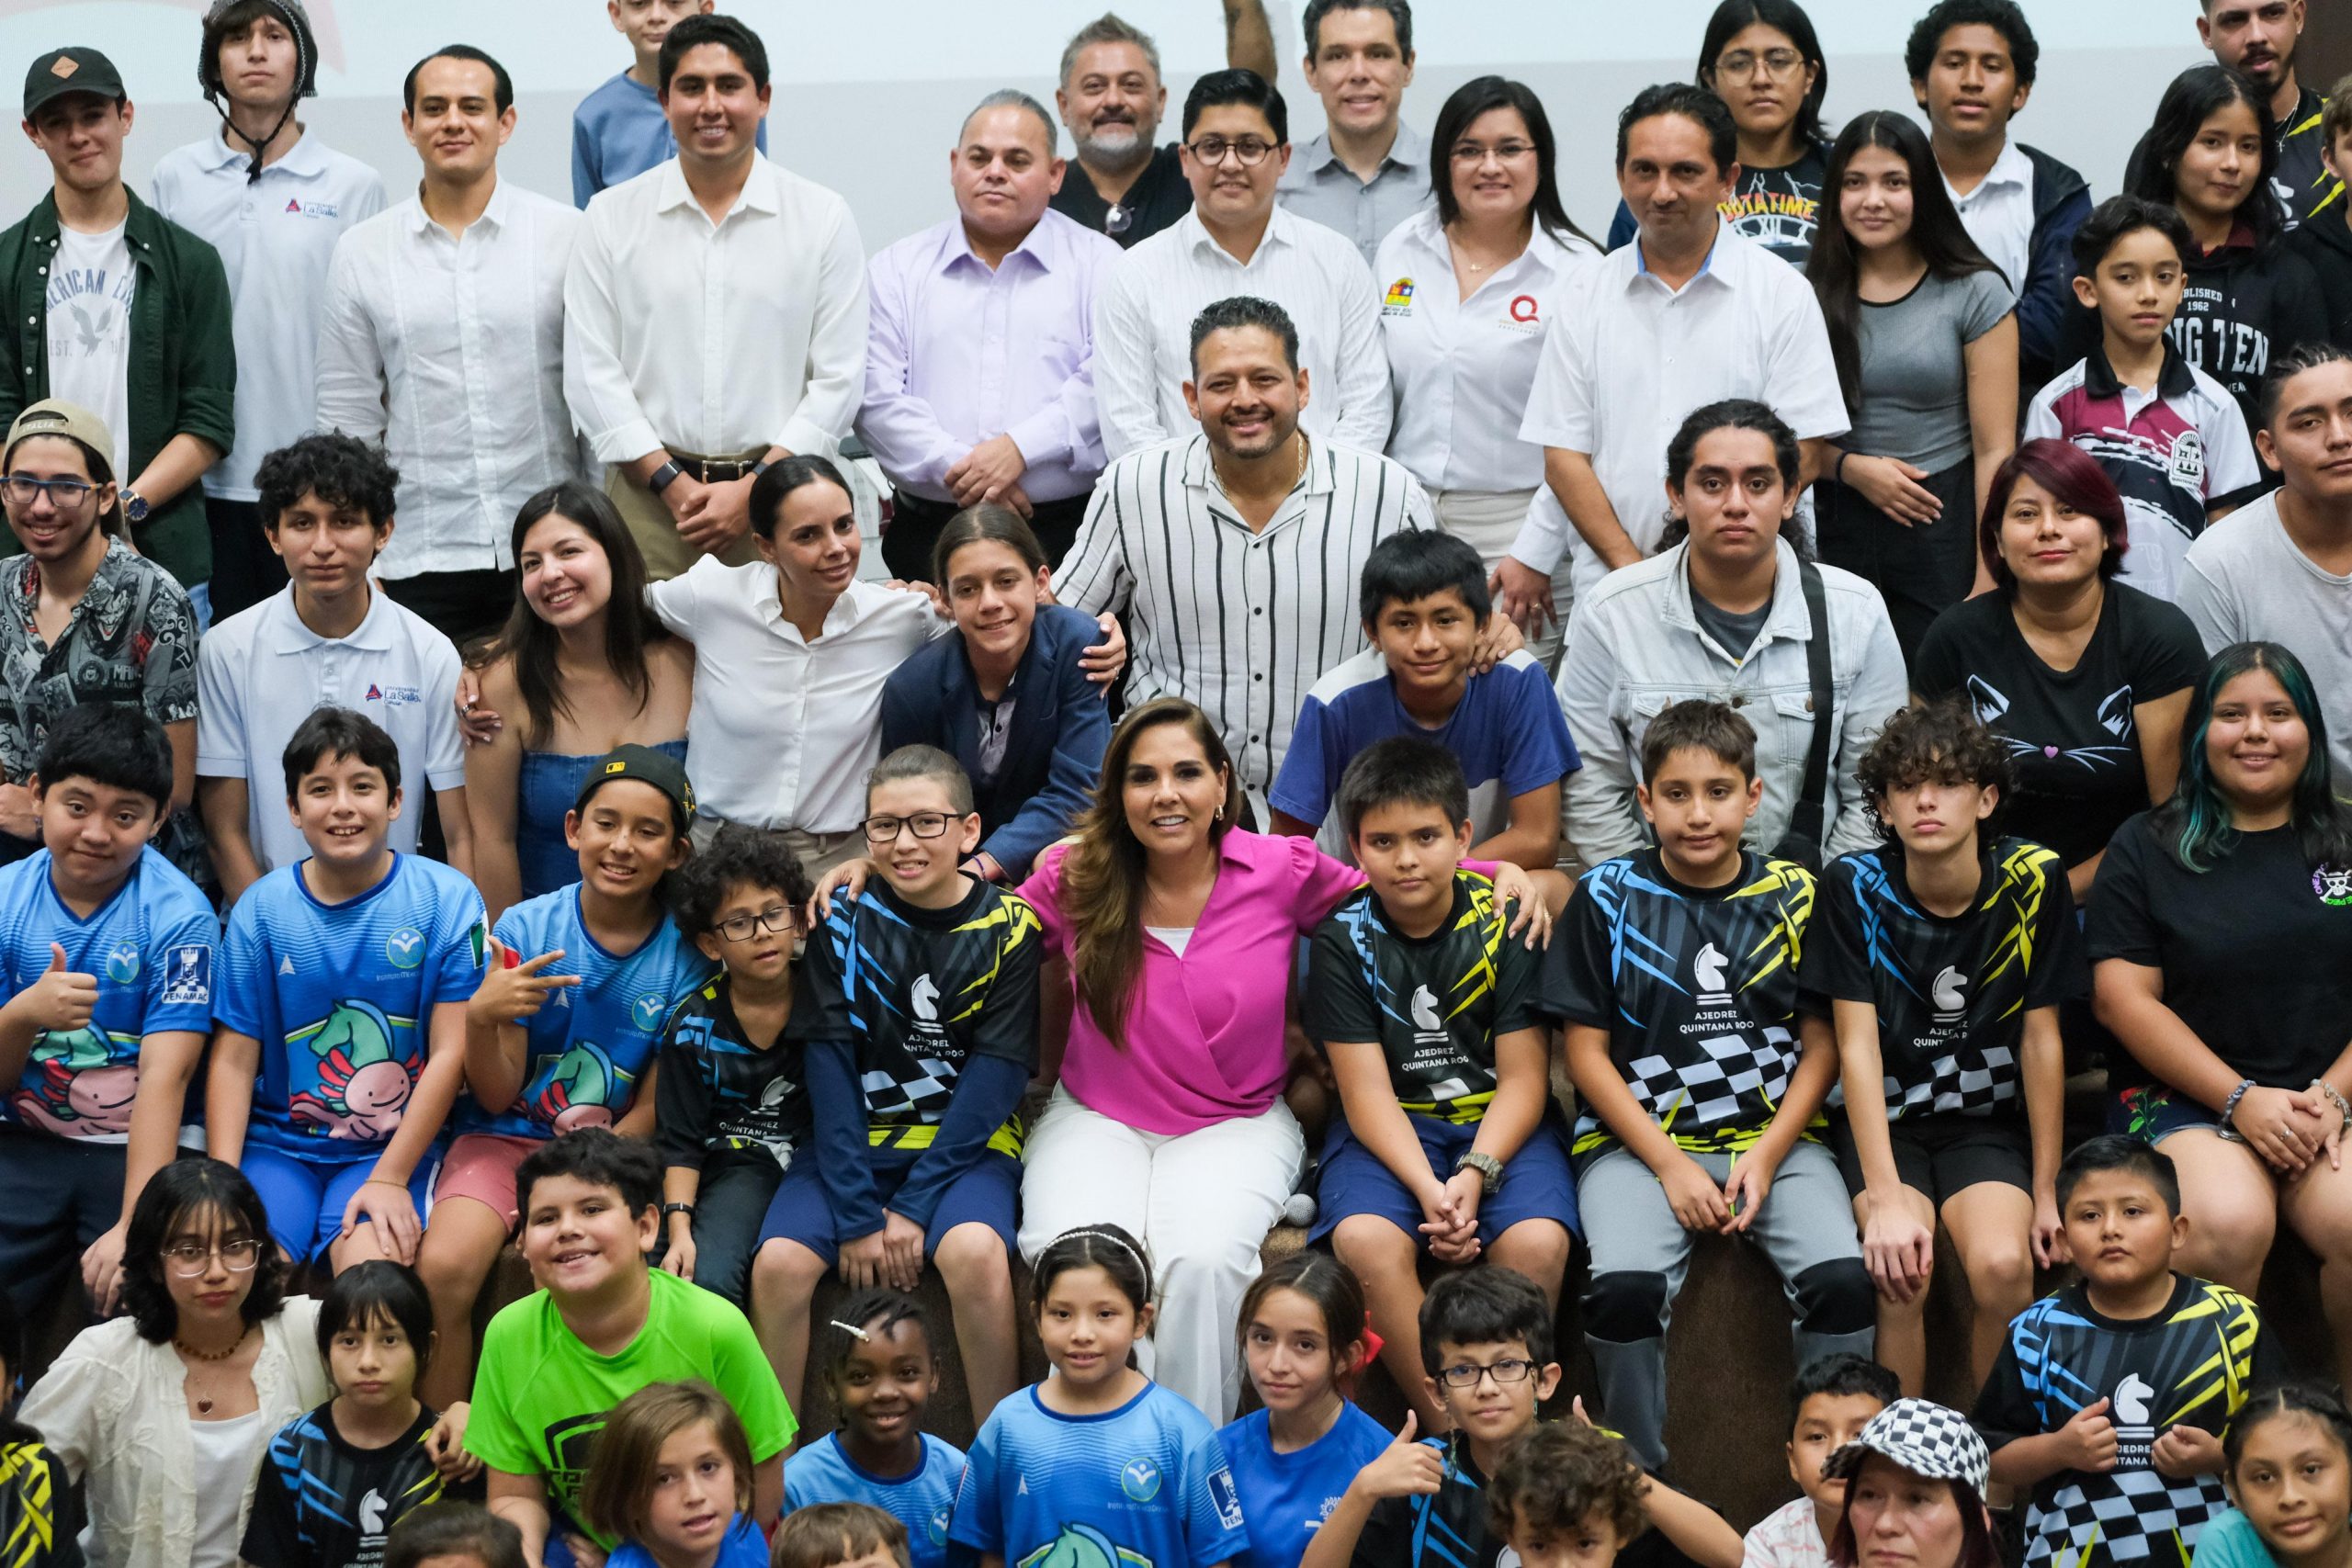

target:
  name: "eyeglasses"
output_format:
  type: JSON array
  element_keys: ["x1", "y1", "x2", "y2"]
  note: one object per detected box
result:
[
  {"x1": 1186, "y1": 135, "x2": 1277, "y2": 167},
  {"x1": 863, "y1": 812, "x2": 956, "y2": 843},
  {"x1": 1437, "y1": 1358, "x2": 1540, "y2": 1389},
  {"x1": 716, "y1": 905, "x2": 796, "y2": 943},
  {"x1": 1451, "y1": 140, "x2": 1537, "y2": 166},
  {"x1": 3, "y1": 475, "x2": 97, "y2": 509},
  {"x1": 1714, "y1": 48, "x2": 1806, "y2": 81},
  {"x1": 161, "y1": 1238, "x2": 265, "y2": 1276}
]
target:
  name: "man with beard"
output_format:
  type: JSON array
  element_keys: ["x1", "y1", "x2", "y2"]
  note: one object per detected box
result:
[
  {"x1": 1049, "y1": 6, "x2": 1276, "y2": 248},
  {"x1": 1056, "y1": 295, "x2": 1433, "y2": 819},
  {"x1": 2198, "y1": 0, "x2": 2344, "y2": 229}
]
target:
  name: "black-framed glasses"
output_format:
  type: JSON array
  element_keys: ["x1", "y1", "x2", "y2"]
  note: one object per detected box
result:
[
  {"x1": 1437, "y1": 1358, "x2": 1539, "y2": 1388},
  {"x1": 3, "y1": 475, "x2": 96, "y2": 508},
  {"x1": 1186, "y1": 135, "x2": 1277, "y2": 167},
  {"x1": 161, "y1": 1238, "x2": 265, "y2": 1276},
  {"x1": 863, "y1": 812, "x2": 956, "y2": 843},
  {"x1": 1714, "y1": 48, "x2": 1805, "y2": 80},
  {"x1": 716, "y1": 906, "x2": 796, "y2": 943}
]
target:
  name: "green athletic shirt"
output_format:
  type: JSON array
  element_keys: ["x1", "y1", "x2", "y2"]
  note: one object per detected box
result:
[{"x1": 462, "y1": 1268, "x2": 796, "y2": 1545}]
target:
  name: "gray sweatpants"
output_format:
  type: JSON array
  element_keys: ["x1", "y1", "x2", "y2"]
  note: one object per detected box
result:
[{"x1": 1577, "y1": 1140, "x2": 1875, "y2": 1472}]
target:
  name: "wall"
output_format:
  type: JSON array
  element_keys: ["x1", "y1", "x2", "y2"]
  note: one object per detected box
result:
[{"x1": 1, "y1": 1, "x2": 2211, "y2": 253}]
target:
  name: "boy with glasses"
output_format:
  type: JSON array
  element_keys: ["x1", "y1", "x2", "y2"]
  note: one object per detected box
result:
[{"x1": 747, "y1": 745, "x2": 1039, "y2": 1432}]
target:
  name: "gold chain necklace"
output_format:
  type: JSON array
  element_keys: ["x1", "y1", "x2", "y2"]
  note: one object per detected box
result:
[{"x1": 1211, "y1": 429, "x2": 1307, "y2": 502}]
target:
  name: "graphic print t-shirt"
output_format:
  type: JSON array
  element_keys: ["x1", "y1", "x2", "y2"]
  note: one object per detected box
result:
[
  {"x1": 1804, "y1": 838, "x2": 2082, "y2": 1119},
  {"x1": 1306, "y1": 872, "x2": 1544, "y2": 1124},
  {"x1": 1973, "y1": 1277, "x2": 2276, "y2": 1568},
  {"x1": 242, "y1": 1404, "x2": 460, "y2": 1568},
  {"x1": 216, "y1": 855, "x2": 486, "y2": 1159},
  {"x1": 454, "y1": 886, "x2": 715, "y2": 1139},
  {"x1": 0, "y1": 846, "x2": 215, "y2": 1142},
  {"x1": 653, "y1": 975, "x2": 812, "y2": 1171},
  {"x1": 948, "y1": 1382, "x2": 1248, "y2": 1568},
  {"x1": 1222, "y1": 1403, "x2": 1394, "y2": 1568},
  {"x1": 1539, "y1": 849, "x2": 1818, "y2": 1156},
  {"x1": 800, "y1": 880, "x2": 1041, "y2": 1153},
  {"x1": 45, "y1": 222, "x2": 132, "y2": 480}
]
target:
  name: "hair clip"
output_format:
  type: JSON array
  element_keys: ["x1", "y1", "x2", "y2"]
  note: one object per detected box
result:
[{"x1": 827, "y1": 1320, "x2": 872, "y2": 1341}]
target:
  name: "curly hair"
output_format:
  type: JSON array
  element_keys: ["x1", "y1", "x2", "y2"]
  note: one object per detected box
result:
[
  {"x1": 1487, "y1": 1423, "x2": 1647, "y2": 1549},
  {"x1": 668, "y1": 823, "x2": 813, "y2": 941},
  {"x1": 120, "y1": 1159, "x2": 290, "y2": 1345},
  {"x1": 1856, "y1": 699, "x2": 2013, "y2": 838},
  {"x1": 255, "y1": 433, "x2": 399, "y2": 532}
]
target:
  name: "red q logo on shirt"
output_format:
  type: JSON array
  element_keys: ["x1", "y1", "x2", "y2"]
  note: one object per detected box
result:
[{"x1": 1509, "y1": 295, "x2": 1540, "y2": 323}]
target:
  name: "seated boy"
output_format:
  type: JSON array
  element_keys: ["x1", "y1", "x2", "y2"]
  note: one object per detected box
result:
[
  {"x1": 1305, "y1": 735, "x2": 1575, "y2": 1429},
  {"x1": 749, "y1": 745, "x2": 1036, "y2": 1426},
  {"x1": 1973, "y1": 1135, "x2": 2278, "y2": 1568},
  {"x1": 2027, "y1": 197, "x2": 2265, "y2": 600},
  {"x1": 1487, "y1": 1423, "x2": 1647, "y2": 1568},
  {"x1": 207, "y1": 708, "x2": 487, "y2": 1272},
  {"x1": 1804, "y1": 701, "x2": 2080, "y2": 1396},
  {"x1": 463, "y1": 1130, "x2": 795, "y2": 1568},
  {"x1": 1742, "y1": 1355, "x2": 1898, "y2": 1568},
  {"x1": 1540, "y1": 699, "x2": 1874, "y2": 1473},
  {"x1": 196, "y1": 434, "x2": 471, "y2": 905},
  {"x1": 0, "y1": 705, "x2": 214, "y2": 1320},
  {"x1": 1271, "y1": 531, "x2": 1578, "y2": 871},
  {"x1": 414, "y1": 745, "x2": 714, "y2": 1410},
  {"x1": 655, "y1": 823, "x2": 816, "y2": 1310}
]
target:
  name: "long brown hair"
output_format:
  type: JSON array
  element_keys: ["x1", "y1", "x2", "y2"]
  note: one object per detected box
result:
[
  {"x1": 575, "y1": 1381, "x2": 752, "y2": 1546},
  {"x1": 497, "y1": 482, "x2": 666, "y2": 748},
  {"x1": 1058, "y1": 699, "x2": 1241, "y2": 1048}
]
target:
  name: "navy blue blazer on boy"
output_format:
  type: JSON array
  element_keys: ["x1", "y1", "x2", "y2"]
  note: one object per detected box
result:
[{"x1": 878, "y1": 604, "x2": 1110, "y2": 881}]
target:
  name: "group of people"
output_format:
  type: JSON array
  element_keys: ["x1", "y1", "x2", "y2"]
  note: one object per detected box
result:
[{"x1": 5, "y1": 1, "x2": 2352, "y2": 1568}]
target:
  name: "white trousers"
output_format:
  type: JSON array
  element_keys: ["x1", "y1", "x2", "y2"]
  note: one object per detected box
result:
[
  {"x1": 1017, "y1": 1084, "x2": 1306, "y2": 1422},
  {"x1": 1433, "y1": 487, "x2": 1573, "y2": 671}
]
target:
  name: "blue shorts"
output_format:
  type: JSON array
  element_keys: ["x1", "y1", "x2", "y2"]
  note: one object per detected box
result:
[
  {"x1": 243, "y1": 1143, "x2": 442, "y2": 1266},
  {"x1": 2111, "y1": 1082, "x2": 2228, "y2": 1146},
  {"x1": 1308, "y1": 1112, "x2": 1581, "y2": 1247},
  {"x1": 756, "y1": 1145, "x2": 1019, "y2": 1265}
]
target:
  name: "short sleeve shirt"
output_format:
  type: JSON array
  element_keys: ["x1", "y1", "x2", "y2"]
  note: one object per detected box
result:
[
  {"x1": 784, "y1": 1432, "x2": 966, "y2": 1568},
  {"x1": 215, "y1": 856, "x2": 486, "y2": 1161},
  {"x1": 1913, "y1": 587, "x2": 2207, "y2": 869},
  {"x1": 1306, "y1": 873, "x2": 1543, "y2": 1124},
  {"x1": 0, "y1": 542, "x2": 197, "y2": 780},
  {"x1": 1048, "y1": 142, "x2": 1192, "y2": 249},
  {"x1": 652, "y1": 975, "x2": 811, "y2": 1171},
  {"x1": 1849, "y1": 268, "x2": 2016, "y2": 472},
  {"x1": 1804, "y1": 838, "x2": 2082, "y2": 1120},
  {"x1": 242, "y1": 1403, "x2": 456, "y2": 1568},
  {"x1": 1539, "y1": 849, "x2": 1818, "y2": 1156}
]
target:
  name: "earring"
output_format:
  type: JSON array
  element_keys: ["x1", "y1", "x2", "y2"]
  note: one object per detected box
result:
[{"x1": 1215, "y1": 804, "x2": 1225, "y2": 821}]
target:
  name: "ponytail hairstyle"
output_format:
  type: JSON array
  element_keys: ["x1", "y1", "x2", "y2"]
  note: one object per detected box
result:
[
  {"x1": 2225, "y1": 1381, "x2": 2352, "y2": 1480},
  {"x1": 2154, "y1": 641, "x2": 2352, "y2": 874},
  {"x1": 1236, "y1": 1250, "x2": 1371, "y2": 1381},
  {"x1": 1657, "y1": 398, "x2": 1813, "y2": 558},
  {"x1": 933, "y1": 502, "x2": 1046, "y2": 587}
]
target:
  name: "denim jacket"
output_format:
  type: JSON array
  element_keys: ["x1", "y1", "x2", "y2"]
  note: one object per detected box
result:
[{"x1": 1556, "y1": 536, "x2": 1909, "y2": 868}]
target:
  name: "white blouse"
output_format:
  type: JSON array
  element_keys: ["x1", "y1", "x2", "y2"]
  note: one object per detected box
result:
[
  {"x1": 1375, "y1": 208, "x2": 1598, "y2": 495},
  {"x1": 19, "y1": 1297, "x2": 329, "y2": 1568}
]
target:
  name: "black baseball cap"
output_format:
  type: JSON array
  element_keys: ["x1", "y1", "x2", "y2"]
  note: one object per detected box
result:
[
  {"x1": 575, "y1": 744, "x2": 696, "y2": 832},
  {"x1": 25, "y1": 48, "x2": 127, "y2": 120}
]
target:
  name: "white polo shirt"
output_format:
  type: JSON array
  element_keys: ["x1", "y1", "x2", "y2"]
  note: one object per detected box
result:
[
  {"x1": 150, "y1": 130, "x2": 388, "y2": 502},
  {"x1": 1943, "y1": 139, "x2": 2036, "y2": 309},
  {"x1": 1375, "y1": 209, "x2": 1599, "y2": 494},
  {"x1": 647, "y1": 567, "x2": 950, "y2": 833},
  {"x1": 195, "y1": 583, "x2": 466, "y2": 874},
  {"x1": 1509, "y1": 222, "x2": 1848, "y2": 593}
]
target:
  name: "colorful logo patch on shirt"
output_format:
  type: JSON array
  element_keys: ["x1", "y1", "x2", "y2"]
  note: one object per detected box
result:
[
  {"x1": 632, "y1": 993, "x2": 668, "y2": 1031},
  {"x1": 2315, "y1": 865, "x2": 2352, "y2": 907},
  {"x1": 160, "y1": 943, "x2": 211, "y2": 1006},
  {"x1": 104, "y1": 942, "x2": 141, "y2": 985},
  {"x1": 1382, "y1": 276, "x2": 1415, "y2": 314},
  {"x1": 1118, "y1": 1457, "x2": 1162, "y2": 1502},
  {"x1": 386, "y1": 927, "x2": 427, "y2": 969},
  {"x1": 282, "y1": 198, "x2": 342, "y2": 219}
]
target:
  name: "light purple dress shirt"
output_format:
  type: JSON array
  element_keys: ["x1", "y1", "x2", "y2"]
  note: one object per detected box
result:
[{"x1": 856, "y1": 208, "x2": 1123, "y2": 506}]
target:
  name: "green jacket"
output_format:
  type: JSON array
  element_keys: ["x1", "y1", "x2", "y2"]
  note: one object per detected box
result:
[{"x1": 0, "y1": 187, "x2": 234, "y2": 589}]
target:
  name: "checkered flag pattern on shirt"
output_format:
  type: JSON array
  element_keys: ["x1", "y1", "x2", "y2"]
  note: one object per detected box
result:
[
  {"x1": 1890, "y1": 1042, "x2": 2021, "y2": 1117},
  {"x1": 1825, "y1": 1398, "x2": 1991, "y2": 1496},
  {"x1": 2022, "y1": 1472, "x2": 2229, "y2": 1568}
]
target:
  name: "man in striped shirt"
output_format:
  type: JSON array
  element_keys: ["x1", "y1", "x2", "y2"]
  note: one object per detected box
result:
[{"x1": 1057, "y1": 295, "x2": 1446, "y2": 818}]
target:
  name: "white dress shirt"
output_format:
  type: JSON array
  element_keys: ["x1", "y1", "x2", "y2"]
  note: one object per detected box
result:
[
  {"x1": 1944, "y1": 139, "x2": 2036, "y2": 306},
  {"x1": 647, "y1": 567, "x2": 950, "y2": 832},
  {"x1": 149, "y1": 130, "x2": 388, "y2": 501},
  {"x1": 565, "y1": 156, "x2": 868, "y2": 463},
  {"x1": 856, "y1": 209, "x2": 1122, "y2": 505},
  {"x1": 316, "y1": 179, "x2": 584, "y2": 578},
  {"x1": 1056, "y1": 432, "x2": 1433, "y2": 793},
  {"x1": 1375, "y1": 209, "x2": 1599, "y2": 494},
  {"x1": 1510, "y1": 223, "x2": 1849, "y2": 592},
  {"x1": 1092, "y1": 206, "x2": 1391, "y2": 460}
]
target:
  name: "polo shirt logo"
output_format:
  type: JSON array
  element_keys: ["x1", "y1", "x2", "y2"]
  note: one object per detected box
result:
[
  {"x1": 365, "y1": 683, "x2": 382, "y2": 701},
  {"x1": 2167, "y1": 430, "x2": 2205, "y2": 489},
  {"x1": 282, "y1": 198, "x2": 342, "y2": 220}
]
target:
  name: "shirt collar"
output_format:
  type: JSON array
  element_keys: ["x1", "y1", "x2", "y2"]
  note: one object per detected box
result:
[
  {"x1": 654, "y1": 154, "x2": 780, "y2": 220},
  {"x1": 1629, "y1": 220, "x2": 1732, "y2": 288},
  {"x1": 1295, "y1": 122, "x2": 1430, "y2": 178},
  {"x1": 942, "y1": 210, "x2": 1058, "y2": 276},
  {"x1": 2083, "y1": 338, "x2": 2198, "y2": 402},
  {"x1": 1660, "y1": 536, "x2": 1812, "y2": 642},
  {"x1": 1179, "y1": 431, "x2": 1335, "y2": 502},
  {"x1": 270, "y1": 579, "x2": 396, "y2": 652},
  {"x1": 203, "y1": 125, "x2": 329, "y2": 180},
  {"x1": 397, "y1": 175, "x2": 514, "y2": 240},
  {"x1": 1976, "y1": 140, "x2": 2033, "y2": 195},
  {"x1": 1181, "y1": 203, "x2": 1293, "y2": 264}
]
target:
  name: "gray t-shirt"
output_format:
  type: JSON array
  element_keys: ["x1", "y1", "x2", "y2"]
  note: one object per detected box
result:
[
  {"x1": 2177, "y1": 491, "x2": 2352, "y2": 784},
  {"x1": 1849, "y1": 267, "x2": 2017, "y2": 472},
  {"x1": 1691, "y1": 591, "x2": 1772, "y2": 661}
]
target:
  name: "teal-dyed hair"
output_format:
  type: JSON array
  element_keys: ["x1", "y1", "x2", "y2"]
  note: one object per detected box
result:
[{"x1": 2155, "y1": 642, "x2": 2352, "y2": 874}]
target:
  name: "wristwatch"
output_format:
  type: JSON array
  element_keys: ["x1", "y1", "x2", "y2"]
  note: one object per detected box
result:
[
  {"x1": 120, "y1": 489, "x2": 150, "y2": 525},
  {"x1": 648, "y1": 459, "x2": 684, "y2": 496},
  {"x1": 662, "y1": 1201, "x2": 696, "y2": 1222},
  {"x1": 1455, "y1": 1151, "x2": 1505, "y2": 1196}
]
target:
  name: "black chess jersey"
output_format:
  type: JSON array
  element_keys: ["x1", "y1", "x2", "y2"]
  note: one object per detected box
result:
[
  {"x1": 653, "y1": 975, "x2": 812, "y2": 1169},
  {"x1": 1805, "y1": 837, "x2": 2083, "y2": 1120},
  {"x1": 1973, "y1": 1277, "x2": 2277, "y2": 1568},
  {"x1": 243, "y1": 1404, "x2": 469, "y2": 1568},
  {"x1": 0, "y1": 1429, "x2": 80, "y2": 1568}
]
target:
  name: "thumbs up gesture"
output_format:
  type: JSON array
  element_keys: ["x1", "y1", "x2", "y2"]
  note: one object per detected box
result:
[
  {"x1": 1350, "y1": 1412, "x2": 1446, "y2": 1501},
  {"x1": 18, "y1": 942, "x2": 98, "y2": 1033}
]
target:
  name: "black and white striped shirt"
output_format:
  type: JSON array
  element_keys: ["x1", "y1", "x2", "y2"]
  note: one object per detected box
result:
[{"x1": 1058, "y1": 433, "x2": 1434, "y2": 792}]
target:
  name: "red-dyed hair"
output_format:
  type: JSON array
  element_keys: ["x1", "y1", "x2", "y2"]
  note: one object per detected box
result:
[{"x1": 1978, "y1": 439, "x2": 2130, "y2": 590}]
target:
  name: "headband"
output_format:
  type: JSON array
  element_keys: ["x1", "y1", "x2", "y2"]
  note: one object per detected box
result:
[{"x1": 1052, "y1": 1227, "x2": 1150, "y2": 1277}]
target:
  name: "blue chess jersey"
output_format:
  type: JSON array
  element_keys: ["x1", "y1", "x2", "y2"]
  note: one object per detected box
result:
[
  {"x1": 0, "y1": 846, "x2": 215, "y2": 1142},
  {"x1": 786, "y1": 1432, "x2": 967, "y2": 1568},
  {"x1": 1220, "y1": 1405, "x2": 1392, "y2": 1568},
  {"x1": 950, "y1": 1382, "x2": 1250, "y2": 1568},
  {"x1": 216, "y1": 855, "x2": 486, "y2": 1160},
  {"x1": 455, "y1": 885, "x2": 715, "y2": 1138},
  {"x1": 608, "y1": 1514, "x2": 768, "y2": 1568}
]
